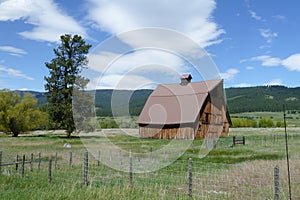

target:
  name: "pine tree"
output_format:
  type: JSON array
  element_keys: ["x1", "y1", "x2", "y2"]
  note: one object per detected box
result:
[{"x1": 44, "y1": 34, "x2": 92, "y2": 137}]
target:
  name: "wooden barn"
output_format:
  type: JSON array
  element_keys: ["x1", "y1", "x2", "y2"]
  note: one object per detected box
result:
[{"x1": 137, "y1": 74, "x2": 231, "y2": 139}]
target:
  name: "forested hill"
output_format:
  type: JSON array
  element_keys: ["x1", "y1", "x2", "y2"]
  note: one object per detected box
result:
[
  {"x1": 18, "y1": 85, "x2": 300, "y2": 115},
  {"x1": 226, "y1": 85, "x2": 300, "y2": 113}
]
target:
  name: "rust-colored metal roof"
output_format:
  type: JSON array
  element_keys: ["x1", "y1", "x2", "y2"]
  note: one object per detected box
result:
[{"x1": 137, "y1": 79, "x2": 222, "y2": 124}]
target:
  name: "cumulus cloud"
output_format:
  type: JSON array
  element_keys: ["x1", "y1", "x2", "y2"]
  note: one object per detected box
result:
[
  {"x1": 259, "y1": 29, "x2": 278, "y2": 44},
  {"x1": 84, "y1": 0, "x2": 223, "y2": 89},
  {"x1": 0, "y1": 45, "x2": 27, "y2": 57},
  {"x1": 220, "y1": 68, "x2": 239, "y2": 81},
  {"x1": 86, "y1": 0, "x2": 224, "y2": 48},
  {"x1": 0, "y1": 0, "x2": 87, "y2": 42},
  {"x1": 0, "y1": 66, "x2": 34, "y2": 80},
  {"x1": 282, "y1": 54, "x2": 300, "y2": 71}
]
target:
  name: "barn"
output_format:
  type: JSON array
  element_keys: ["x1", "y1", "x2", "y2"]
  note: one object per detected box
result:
[{"x1": 137, "y1": 74, "x2": 231, "y2": 139}]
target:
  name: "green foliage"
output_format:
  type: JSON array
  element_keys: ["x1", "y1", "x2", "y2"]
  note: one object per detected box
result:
[
  {"x1": 231, "y1": 118, "x2": 257, "y2": 128},
  {"x1": 258, "y1": 118, "x2": 275, "y2": 128},
  {"x1": 276, "y1": 121, "x2": 285, "y2": 127},
  {"x1": 0, "y1": 90, "x2": 48, "y2": 136},
  {"x1": 44, "y1": 34, "x2": 91, "y2": 137}
]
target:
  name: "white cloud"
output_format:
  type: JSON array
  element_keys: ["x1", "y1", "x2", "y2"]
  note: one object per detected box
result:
[
  {"x1": 0, "y1": 66, "x2": 34, "y2": 80},
  {"x1": 233, "y1": 83, "x2": 252, "y2": 88},
  {"x1": 250, "y1": 55, "x2": 281, "y2": 67},
  {"x1": 259, "y1": 29, "x2": 278, "y2": 44},
  {"x1": 282, "y1": 54, "x2": 300, "y2": 71},
  {"x1": 86, "y1": 0, "x2": 224, "y2": 48},
  {"x1": 245, "y1": 54, "x2": 300, "y2": 72},
  {"x1": 249, "y1": 10, "x2": 263, "y2": 21},
  {"x1": 0, "y1": 45, "x2": 27, "y2": 56},
  {"x1": 89, "y1": 49, "x2": 187, "y2": 75},
  {"x1": 220, "y1": 68, "x2": 239, "y2": 81},
  {"x1": 272, "y1": 15, "x2": 286, "y2": 21},
  {"x1": 264, "y1": 79, "x2": 282, "y2": 86},
  {"x1": 246, "y1": 66, "x2": 254, "y2": 70},
  {"x1": 0, "y1": 0, "x2": 87, "y2": 42}
]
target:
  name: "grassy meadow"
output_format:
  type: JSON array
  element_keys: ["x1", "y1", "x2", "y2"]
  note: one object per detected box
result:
[{"x1": 0, "y1": 127, "x2": 300, "y2": 199}]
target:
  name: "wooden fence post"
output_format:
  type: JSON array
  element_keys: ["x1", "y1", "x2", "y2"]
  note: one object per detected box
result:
[
  {"x1": 54, "y1": 152, "x2": 58, "y2": 170},
  {"x1": 30, "y1": 153, "x2": 33, "y2": 172},
  {"x1": 188, "y1": 158, "x2": 193, "y2": 198},
  {"x1": 274, "y1": 165, "x2": 280, "y2": 200},
  {"x1": 38, "y1": 153, "x2": 41, "y2": 172},
  {"x1": 21, "y1": 154, "x2": 25, "y2": 177},
  {"x1": 129, "y1": 149, "x2": 133, "y2": 188},
  {"x1": 48, "y1": 159, "x2": 52, "y2": 183},
  {"x1": 82, "y1": 152, "x2": 88, "y2": 185},
  {"x1": 150, "y1": 147, "x2": 152, "y2": 160}
]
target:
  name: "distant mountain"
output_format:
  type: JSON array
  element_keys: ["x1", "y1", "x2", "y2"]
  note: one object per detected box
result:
[{"x1": 17, "y1": 85, "x2": 300, "y2": 115}]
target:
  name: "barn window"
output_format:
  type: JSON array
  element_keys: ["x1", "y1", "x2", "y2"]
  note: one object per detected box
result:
[
  {"x1": 198, "y1": 124, "x2": 201, "y2": 131},
  {"x1": 205, "y1": 113, "x2": 209, "y2": 123}
]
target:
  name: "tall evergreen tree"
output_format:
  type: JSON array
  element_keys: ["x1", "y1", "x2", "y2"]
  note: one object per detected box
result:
[{"x1": 44, "y1": 34, "x2": 92, "y2": 137}]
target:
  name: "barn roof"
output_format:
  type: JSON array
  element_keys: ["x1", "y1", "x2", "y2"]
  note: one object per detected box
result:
[{"x1": 137, "y1": 79, "x2": 223, "y2": 124}]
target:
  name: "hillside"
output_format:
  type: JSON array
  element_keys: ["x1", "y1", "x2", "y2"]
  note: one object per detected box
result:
[{"x1": 17, "y1": 85, "x2": 300, "y2": 115}]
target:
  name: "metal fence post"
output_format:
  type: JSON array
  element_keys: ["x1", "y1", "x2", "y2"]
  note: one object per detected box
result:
[
  {"x1": 83, "y1": 152, "x2": 88, "y2": 186},
  {"x1": 69, "y1": 152, "x2": 72, "y2": 167},
  {"x1": 188, "y1": 158, "x2": 193, "y2": 198},
  {"x1": 16, "y1": 154, "x2": 18, "y2": 171},
  {"x1": 48, "y1": 159, "x2": 52, "y2": 183},
  {"x1": 129, "y1": 149, "x2": 133, "y2": 188},
  {"x1": 97, "y1": 150, "x2": 101, "y2": 166},
  {"x1": 274, "y1": 165, "x2": 280, "y2": 200},
  {"x1": 21, "y1": 154, "x2": 25, "y2": 177},
  {"x1": 0, "y1": 151, "x2": 2, "y2": 174}
]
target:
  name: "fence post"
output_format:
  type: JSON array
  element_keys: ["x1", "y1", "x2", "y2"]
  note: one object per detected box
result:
[
  {"x1": 69, "y1": 152, "x2": 72, "y2": 167},
  {"x1": 38, "y1": 153, "x2": 41, "y2": 172},
  {"x1": 0, "y1": 151, "x2": 2, "y2": 174},
  {"x1": 129, "y1": 149, "x2": 133, "y2": 188},
  {"x1": 97, "y1": 150, "x2": 101, "y2": 166},
  {"x1": 48, "y1": 159, "x2": 52, "y2": 183},
  {"x1": 21, "y1": 154, "x2": 25, "y2": 177},
  {"x1": 138, "y1": 148, "x2": 140, "y2": 162},
  {"x1": 82, "y1": 152, "x2": 88, "y2": 186},
  {"x1": 274, "y1": 165, "x2": 280, "y2": 200},
  {"x1": 30, "y1": 153, "x2": 33, "y2": 172},
  {"x1": 54, "y1": 152, "x2": 58, "y2": 170},
  {"x1": 150, "y1": 147, "x2": 152, "y2": 160},
  {"x1": 119, "y1": 150, "x2": 123, "y2": 166},
  {"x1": 109, "y1": 150, "x2": 112, "y2": 161},
  {"x1": 233, "y1": 136, "x2": 236, "y2": 146},
  {"x1": 16, "y1": 154, "x2": 19, "y2": 171},
  {"x1": 188, "y1": 158, "x2": 193, "y2": 198}
]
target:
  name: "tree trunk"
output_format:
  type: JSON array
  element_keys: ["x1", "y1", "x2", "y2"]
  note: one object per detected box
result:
[
  {"x1": 66, "y1": 131, "x2": 71, "y2": 138},
  {"x1": 12, "y1": 132, "x2": 19, "y2": 137}
]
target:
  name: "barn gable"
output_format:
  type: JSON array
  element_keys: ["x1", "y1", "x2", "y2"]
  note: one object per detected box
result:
[{"x1": 137, "y1": 75, "x2": 231, "y2": 139}]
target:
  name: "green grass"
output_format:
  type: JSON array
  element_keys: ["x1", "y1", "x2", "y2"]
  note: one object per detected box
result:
[{"x1": 1, "y1": 128, "x2": 300, "y2": 199}]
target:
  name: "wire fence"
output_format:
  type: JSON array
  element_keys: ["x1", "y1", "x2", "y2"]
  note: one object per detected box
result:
[{"x1": 1, "y1": 134, "x2": 300, "y2": 199}]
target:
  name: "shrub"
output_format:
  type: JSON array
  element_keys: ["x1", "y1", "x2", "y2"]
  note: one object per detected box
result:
[
  {"x1": 259, "y1": 118, "x2": 274, "y2": 128},
  {"x1": 231, "y1": 118, "x2": 257, "y2": 128}
]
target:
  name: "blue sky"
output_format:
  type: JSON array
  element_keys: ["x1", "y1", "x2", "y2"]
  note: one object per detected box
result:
[{"x1": 0, "y1": 0, "x2": 300, "y2": 91}]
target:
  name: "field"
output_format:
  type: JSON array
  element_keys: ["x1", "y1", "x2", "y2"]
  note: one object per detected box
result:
[
  {"x1": 231, "y1": 111, "x2": 300, "y2": 127},
  {"x1": 1, "y1": 128, "x2": 300, "y2": 199}
]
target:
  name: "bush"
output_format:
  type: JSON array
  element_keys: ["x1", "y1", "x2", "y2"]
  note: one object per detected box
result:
[
  {"x1": 259, "y1": 118, "x2": 274, "y2": 128},
  {"x1": 276, "y1": 121, "x2": 285, "y2": 127},
  {"x1": 231, "y1": 118, "x2": 257, "y2": 128}
]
